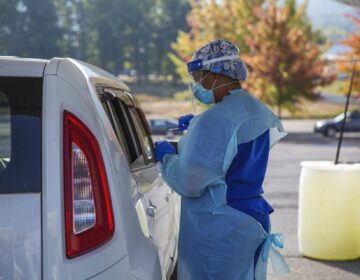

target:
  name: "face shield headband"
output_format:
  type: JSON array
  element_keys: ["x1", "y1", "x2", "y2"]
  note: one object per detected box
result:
[
  {"x1": 187, "y1": 55, "x2": 242, "y2": 114},
  {"x1": 187, "y1": 55, "x2": 242, "y2": 73}
]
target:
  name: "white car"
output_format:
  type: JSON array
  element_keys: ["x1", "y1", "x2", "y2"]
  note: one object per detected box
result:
[{"x1": 0, "y1": 57, "x2": 180, "y2": 279}]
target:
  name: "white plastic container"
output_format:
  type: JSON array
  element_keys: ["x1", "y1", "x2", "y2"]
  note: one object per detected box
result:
[{"x1": 298, "y1": 161, "x2": 360, "y2": 260}]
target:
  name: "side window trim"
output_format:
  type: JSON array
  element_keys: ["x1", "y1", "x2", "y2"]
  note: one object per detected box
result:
[
  {"x1": 129, "y1": 107, "x2": 156, "y2": 165},
  {"x1": 98, "y1": 86, "x2": 155, "y2": 170},
  {"x1": 109, "y1": 94, "x2": 143, "y2": 163},
  {"x1": 97, "y1": 87, "x2": 131, "y2": 162},
  {"x1": 103, "y1": 89, "x2": 146, "y2": 168}
]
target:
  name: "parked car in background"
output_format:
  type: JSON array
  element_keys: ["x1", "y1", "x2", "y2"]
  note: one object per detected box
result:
[
  {"x1": 148, "y1": 118, "x2": 184, "y2": 138},
  {"x1": 314, "y1": 110, "x2": 360, "y2": 137},
  {"x1": 0, "y1": 57, "x2": 179, "y2": 280}
]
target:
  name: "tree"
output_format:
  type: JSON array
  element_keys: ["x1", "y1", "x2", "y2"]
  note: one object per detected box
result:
[
  {"x1": 0, "y1": 0, "x2": 61, "y2": 58},
  {"x1": 77, "y1": 0, "x2": 190, "y2": 78},
  {"x1": 1, "y1": 0, "x2": 189, "y2": 80},
  {"x1": 151, "y1": 0, "x2": 190, "y2": 82},
  {"x1": 170, "y1": 0, "x2": 264, "y2": 82},
  {"x1": 171, "y1": 0, "x2": 333, "y2": 117},
  {"x1": 338, "y1": 11, "x2": 360, "y2": 95},
  {"x1": 0, "y1": 1, "x2": 19, "y2": 55},
  {"x1": 242, "y1": 0, "x2": 333, "y2": 118}
]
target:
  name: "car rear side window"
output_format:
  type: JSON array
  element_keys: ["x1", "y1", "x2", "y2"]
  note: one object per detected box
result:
[
  {"x1": 0, "y1": 77, "x2": 42, "y2": 193},
  {"x1": 128, "y1": 108, "x2": 155, "y2": 164},
  {"x1": 97, "y1": 87, "x2": 156, "y2": 169},
  {"x1": 0, "y1": 91, "x2": 10, "y2": 169}
]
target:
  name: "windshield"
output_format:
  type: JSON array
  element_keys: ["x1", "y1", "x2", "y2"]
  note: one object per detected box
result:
[{"x1": 333, "y1": 112, "x2": 351, "y2": 122}]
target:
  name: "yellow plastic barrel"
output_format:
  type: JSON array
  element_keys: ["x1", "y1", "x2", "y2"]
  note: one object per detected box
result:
[{"x1": 298, "y1": 161, "x2": 360, "y2": 260}]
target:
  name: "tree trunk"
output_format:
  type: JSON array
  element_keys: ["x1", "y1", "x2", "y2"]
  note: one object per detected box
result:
[
  {"x1": 277, "y1": 104, "x2": 282, "y2": 119},
  {"x1": 277, "y1": 88, "x2": 282, "y2": 119}
]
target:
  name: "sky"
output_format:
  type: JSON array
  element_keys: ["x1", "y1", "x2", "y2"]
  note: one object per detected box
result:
[
  {"x1": 297, "y1": 0, "x2": 357, "y2": 55},
  {"x1": 298, "y1": 0, "x2": 356, "y2": 33}
]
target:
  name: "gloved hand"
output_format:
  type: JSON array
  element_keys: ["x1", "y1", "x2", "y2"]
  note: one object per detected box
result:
[
  {"x1": 178, "y1": 114, "x2": 194, "y2": 131},
  {"x1": 154, "y1": 141, "x2": 176, "y2": 162}
]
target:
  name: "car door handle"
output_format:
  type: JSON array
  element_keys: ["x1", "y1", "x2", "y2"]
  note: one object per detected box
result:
[{"x1": 147, "y1": 204, "x2": 157, "y2": 217}]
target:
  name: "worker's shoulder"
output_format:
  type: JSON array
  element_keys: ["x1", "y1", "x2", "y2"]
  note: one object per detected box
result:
[
  {"x1": 226, "y1": 91, "x2": 277, "y2": 120},
  {"x1": 197, "y1": 100, "x2": 242, "y2": 131}
]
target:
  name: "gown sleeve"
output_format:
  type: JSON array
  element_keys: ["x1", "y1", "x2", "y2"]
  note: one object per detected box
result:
[{"x1": 161, "y1": 113, "x2": 232, "y2": 197}]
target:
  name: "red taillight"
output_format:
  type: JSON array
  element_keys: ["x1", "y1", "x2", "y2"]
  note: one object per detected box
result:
[{"x1": 64, "y1": 111, "x2": 114, "y2": 258}]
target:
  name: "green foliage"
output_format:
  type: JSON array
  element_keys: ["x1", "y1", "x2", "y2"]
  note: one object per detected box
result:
[
  {"x1": 0, "y1": 0, "x2": 61, "y2": 58},
  {"x1": 0, "y1": 0, "x2": 189, "y2": 79}
]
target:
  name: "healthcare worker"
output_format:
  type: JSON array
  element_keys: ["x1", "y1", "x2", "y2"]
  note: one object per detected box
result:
[{"x1": 155, "y1": 40, "x2": 290, "y2": 280}]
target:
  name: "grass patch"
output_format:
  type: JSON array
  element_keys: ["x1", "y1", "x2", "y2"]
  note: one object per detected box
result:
[{"x1": 317, "y1": 80, "x2": 348, "y2": 96}]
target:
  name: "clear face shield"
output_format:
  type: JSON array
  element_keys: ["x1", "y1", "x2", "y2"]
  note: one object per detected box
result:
[
  {"x1": 186, "y1": 55, "x2": 244, "y2": 114},
  {"x1": 187, "y1": 59, "x2": 204, "y2": 114}
]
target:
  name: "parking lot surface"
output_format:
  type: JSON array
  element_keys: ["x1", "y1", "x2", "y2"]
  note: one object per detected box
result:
[{"x1": 266, "y1": 120, "x2": 360, "y2": 279}]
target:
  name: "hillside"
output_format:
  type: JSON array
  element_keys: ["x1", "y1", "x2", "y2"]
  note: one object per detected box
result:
[{"x1": 301, "y1": 0, "x2": 356, "y2": 41}]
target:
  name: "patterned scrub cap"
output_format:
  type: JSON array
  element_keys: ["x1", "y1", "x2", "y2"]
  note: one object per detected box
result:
[{"x1": 187, "y1": 39, "x2": 248, "y2": 81}]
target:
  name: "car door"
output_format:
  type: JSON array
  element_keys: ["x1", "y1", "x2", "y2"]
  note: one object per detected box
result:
[
  {"x1": 128, "y1": 107, "x2": 178, "y2": 279},
  {"x1": 344, "y1": 113, "x2": 356, "y2": 131},
  {"x1": 98, "y1": 87, "x2": 177, "y2": 279},
  {"x1": 349, "y1": 112, "x2": 360, "y2": 132}
]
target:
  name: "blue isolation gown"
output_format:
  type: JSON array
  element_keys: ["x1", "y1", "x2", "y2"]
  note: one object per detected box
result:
[{"x1": 161, "y1": 89, "x2": 290, "y2": 280}]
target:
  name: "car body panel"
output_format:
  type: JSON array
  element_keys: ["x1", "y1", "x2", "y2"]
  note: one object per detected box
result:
[
  {"x1": 0, "y1": 57, "x2": 47, "y2": 77},
  {"x1": 132, "y1": 166, "x2": 178, "y2": 278},
  {"x1": 0, "y1": 194, "x2": 41, "y2": 280}
]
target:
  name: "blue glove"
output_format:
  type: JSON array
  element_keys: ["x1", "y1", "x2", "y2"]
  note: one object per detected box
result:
[
  {"x1": 178, "y1": 114, "x2": 194, "y2": 131},
  {"x1": 154, "y1": 141, "x2": 176, "y2": 162}
]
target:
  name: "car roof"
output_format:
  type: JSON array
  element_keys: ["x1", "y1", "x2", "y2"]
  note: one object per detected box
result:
[
  {"x1": 47, "y1": 58, "x2": 130, "y2": 92},
  {"x1": 0, "y1": 56, "x2": 48, "y2": 77},
  {"x1": 0, "y1": 56, "x2": 130, "y2": 93}
]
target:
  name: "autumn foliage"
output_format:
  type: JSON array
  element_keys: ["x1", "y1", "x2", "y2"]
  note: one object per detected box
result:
[
  {"x1": 243, "y1": 0, "x2": 334, "y2": 117},
  {"x1": 170, "y1": 0, "x2": 264, "y2": 82},
  {"x1": 171, "y1": 0, "x2": 333, "y2": 117},
  {"x1": 338, "y1": 11, "x2": 360, "y2": 95}
]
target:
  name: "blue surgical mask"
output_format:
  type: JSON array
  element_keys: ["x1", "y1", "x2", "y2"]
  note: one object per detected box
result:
[{"x1": 193, "y1": 82, "x2": 215, "y2": 104}]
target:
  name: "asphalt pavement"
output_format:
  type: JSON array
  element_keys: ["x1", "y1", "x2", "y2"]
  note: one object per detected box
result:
[{"x1": 266, "y1": 120, "x2": 360, "y2": 280}]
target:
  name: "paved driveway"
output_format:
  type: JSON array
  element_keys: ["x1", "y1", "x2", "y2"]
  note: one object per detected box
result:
[{"x1": 266, "y1": 121, "x2": 360, "y2": 279}]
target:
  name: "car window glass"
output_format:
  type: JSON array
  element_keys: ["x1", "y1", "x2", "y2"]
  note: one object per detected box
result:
[
  {"x1": 0, "y1": 77, "x2": 42, "y2": 193},
  {"x1": 110, "y1": 97, "x2": 144, "y2": 166},
  {"x1": 350, "y1": 112, "x2": 360, "y2": 119},
  {"x1": 0, "y1": 91, "x2": 10, "y2": 171},
  {"x1": 96, "y1": 87, "x2": 131, "y2": 162},
  {"x1": 129, "y1": 108, "x2": 155, "y2": 164},
  {"x1": 334, "y1": 114, "x2": 345, "y2": 122}
]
